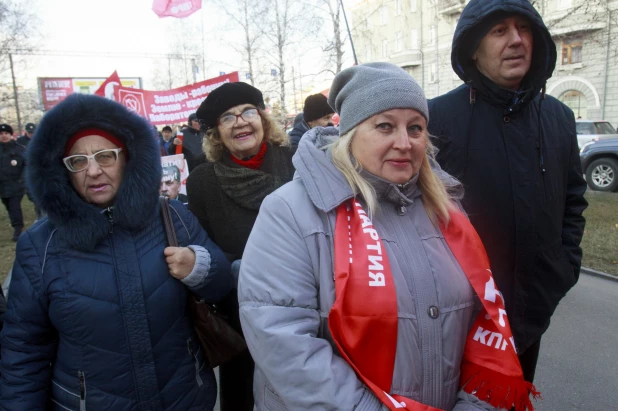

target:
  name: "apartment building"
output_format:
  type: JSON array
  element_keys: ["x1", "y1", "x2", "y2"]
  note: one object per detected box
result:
[{"x1": 350, "y1": 0, "x2": 618, "y2": 126}]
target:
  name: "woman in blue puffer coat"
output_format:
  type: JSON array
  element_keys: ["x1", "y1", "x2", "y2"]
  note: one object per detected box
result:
[{"x1": 0, "y1": 94, "x2": 232, "y2": 410}]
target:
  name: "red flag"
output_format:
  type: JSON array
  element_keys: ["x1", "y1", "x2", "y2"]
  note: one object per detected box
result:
[
  {"x1": 94, "y1": 71, "x2": 121, "y2": 99},
  {"x1": 152, "y1": 0, "x2": 202, "y2": 18}
]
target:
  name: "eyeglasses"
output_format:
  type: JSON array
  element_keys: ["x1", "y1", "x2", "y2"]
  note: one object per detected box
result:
[
  {"x1": 63, "y1": 148, "x2": 123, "y2": 172},
  {"x1": 217, "y1": 108, "x2": 260, "y2": 128}
]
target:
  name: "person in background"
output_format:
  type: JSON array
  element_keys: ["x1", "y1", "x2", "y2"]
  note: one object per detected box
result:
[
  {"x1": 428, "y1": 0, "x2": 587, "y2": 383},
  {"x1": 16, "y1": 122, "x2": 43, "y2": 219},
  {"x1": 187, "y1": 82, "x2": 295, "y2": 411},
  {"x1": 0, "y1": 94, "x2": 232, "y2": 410},
  {"x1": 238, "y1": 62, "x2": 536, "y2": 411},
  {"x1": 0, "y1": 124, "x2": 26, "y2": 241},
  {"x1": 287, "y1": 113, "x2": 308, "y2": 148},
  {"x1": 288, "y1": 93, "x2": 335, "y2": 147},
  {"x1": 160, "y1": 164, "x2": 187, "y2": 203},
  {"x1": 17, "y1": 123, "x2": 36, "y2": 148},
  {"x1": 170, "y1": 113, "x2": 206, "y2": 171},
  {"x1": 160, "y1": 125, "x2": 174, "y2": 157}
]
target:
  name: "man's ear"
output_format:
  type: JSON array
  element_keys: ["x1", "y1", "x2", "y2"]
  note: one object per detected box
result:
[{"x1": 472, "y1": 51, "x2": 478, "y2": 62}]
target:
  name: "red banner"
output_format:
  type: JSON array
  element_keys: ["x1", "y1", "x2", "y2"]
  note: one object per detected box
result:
[
  {"x1": 39, "y1": 78, "x2": 74, "y2": 111},
  {"x1": 114, "y1": 72, "x2": 239, "y2": 125},
  {"x1": 152, "y1": 0, "x2": 202, "y2": 18}
]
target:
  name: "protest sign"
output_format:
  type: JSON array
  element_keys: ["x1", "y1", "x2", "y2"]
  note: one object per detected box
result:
[
  {"x1": 38, "y1": 76, "x2": 142, "y2": 111},
  {"x1": 160, "y1": 154, "x2": 189, "y2": 204},
  {"x1": 114, "y1": 72, "x2": 240, "y2": 125}
]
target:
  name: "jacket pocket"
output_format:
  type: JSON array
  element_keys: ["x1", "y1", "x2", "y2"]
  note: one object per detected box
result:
[
  {"x1": 51, "y1": 374, "x2": 86, "y2": 411},
  {"x1": 264, "y1": 383, "x2": 287, "y2": 411},
  {"x1": 187, "y1": 338, "x2": 204, "y2": 387}
]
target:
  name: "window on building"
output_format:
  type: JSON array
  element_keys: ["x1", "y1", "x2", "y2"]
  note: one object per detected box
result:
[
  {"x1": 410, "y1": 0, "x2": 417, "y2": 12},
  {"x1": 382, "y1": 40, "x2": 388, "y2": 58},
  {"x1": 396, "y1": 0, "x2": 401, "y2": 15},
  {"x1": 430, "y1": 63, "x2": 437, "y2": 83},
  {"x1": 365, "y1": 45, "x2": 372, "y2": 62},
  {"x1": 560, "y1": 90, "x2": 588, "y2": 119},
  {"x1": 430, "y1": 25, "x2": 436, "y2": 46},
  {"x1": 396, "y1": 32, "x2": 403, "y2": 52},
  {"x1": 562, "y1": 37, "x2": 582, "y2": 65},
  {"x1": 410, "y1": 29, "x2": 418, "y2": 49},
  {"x1": 381, "y1": 6, "x2": 388, "y2": 25},
  {"x1": 557, "y1": 0, "x2": 572, "y2": 10}
]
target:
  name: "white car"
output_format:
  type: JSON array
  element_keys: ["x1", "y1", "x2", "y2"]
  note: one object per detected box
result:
[{"x1": 575, "y1": 120, "x2": 618, "y2": 148}]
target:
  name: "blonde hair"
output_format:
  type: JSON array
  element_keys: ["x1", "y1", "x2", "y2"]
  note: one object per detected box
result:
[
  {"x1": 330, "y1": 128, "x2": 454, "y2": 224},
  {"x1": 203, "y1": 108, "x2": 288, "y2": 162}
]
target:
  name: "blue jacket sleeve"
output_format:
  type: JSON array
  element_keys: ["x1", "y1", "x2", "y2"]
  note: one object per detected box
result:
[
  {"x1": 0, "y1": 234, "x2": 57, "y2": 410},
  {"x1": 170, "y1": 202, "x2": 232, "y2": 303}
]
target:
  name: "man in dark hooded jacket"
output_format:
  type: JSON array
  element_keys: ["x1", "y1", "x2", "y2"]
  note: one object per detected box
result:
[{"x1": 428, "y1": 0, "x2": 587, "y2": 383}]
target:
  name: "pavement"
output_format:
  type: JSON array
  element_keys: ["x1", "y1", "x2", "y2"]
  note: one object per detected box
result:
[{"x1": 532, "y1": 273, "x2": 618, "y2": 411}]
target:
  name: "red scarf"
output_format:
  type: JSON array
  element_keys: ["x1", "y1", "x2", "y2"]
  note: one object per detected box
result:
[
  {"x1": 230, "y1": 141, "x2": 267, "y2": 170},
  {"x1": 329, "y1": 200, "x2": 540, "y2": 411}
]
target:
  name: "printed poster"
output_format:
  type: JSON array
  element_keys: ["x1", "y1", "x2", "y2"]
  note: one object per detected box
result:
[{"x1": 160, "y1": 154, "x2": 189, "y2": 204}]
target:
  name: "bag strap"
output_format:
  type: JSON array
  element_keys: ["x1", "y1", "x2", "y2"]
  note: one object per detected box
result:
[{"x1": 160, "y1": 196, "x2": 178, "y2": 247}]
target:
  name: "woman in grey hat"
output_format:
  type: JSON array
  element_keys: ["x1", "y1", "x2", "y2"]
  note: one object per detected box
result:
[{"x1": 237, "y1": 63, "x2": 537, "y2": 411}]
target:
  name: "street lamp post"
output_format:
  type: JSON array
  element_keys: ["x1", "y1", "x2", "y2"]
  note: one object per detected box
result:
[{"x1": 339, "y1": 0, "x2": 358, "y2": 65}]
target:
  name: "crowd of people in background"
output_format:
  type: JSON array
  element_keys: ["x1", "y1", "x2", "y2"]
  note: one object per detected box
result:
[{"x1": 0, "y1": 0, "x2": 588, "y2": 410}]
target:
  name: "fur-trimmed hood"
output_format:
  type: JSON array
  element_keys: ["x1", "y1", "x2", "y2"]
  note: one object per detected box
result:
[{"x1": 27, "y1": 94, "x2": 162, "y2": 251}]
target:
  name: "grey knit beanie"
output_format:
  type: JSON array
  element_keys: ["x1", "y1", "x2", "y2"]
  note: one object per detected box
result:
[{"x1": 328, "y1": 62, "x2": 428, "y2": 136}]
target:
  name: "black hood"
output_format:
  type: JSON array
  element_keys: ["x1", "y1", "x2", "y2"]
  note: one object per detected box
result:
[
  {"x1": 452, "y1": 0, "x2": 556, "y2": 94},
  {"x1": 27, "y1": 94, "x2": 162, "y2": 251}
]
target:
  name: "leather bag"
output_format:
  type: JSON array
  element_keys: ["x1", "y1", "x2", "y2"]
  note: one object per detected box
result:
[{"x1": 160, "y1": 197, "x2": 247, "y2": 368}]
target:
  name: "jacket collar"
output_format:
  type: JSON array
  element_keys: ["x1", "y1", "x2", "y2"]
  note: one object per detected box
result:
[{"x1": 471, "y1": 72, "x2": 538, "y2": 114}]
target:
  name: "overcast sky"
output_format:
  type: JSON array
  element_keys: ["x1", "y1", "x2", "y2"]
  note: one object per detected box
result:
[{"x1": 15, "y1": 0, "x2": 359, "y2": 99}]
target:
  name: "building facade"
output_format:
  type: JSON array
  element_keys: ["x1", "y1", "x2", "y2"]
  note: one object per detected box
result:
[{"x1": 350, "y1": 0, "x2": 618, "y2": 126}]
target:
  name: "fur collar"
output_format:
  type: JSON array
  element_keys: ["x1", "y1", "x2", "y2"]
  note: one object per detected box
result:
[{"x1": 27, "y1": 94, "x2": 162, "y2": 251}]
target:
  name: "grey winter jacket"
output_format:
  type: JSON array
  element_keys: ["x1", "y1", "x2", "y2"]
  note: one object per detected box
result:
[{"x1": 238, "y1": 127, "x2": 494, "y2": 411}]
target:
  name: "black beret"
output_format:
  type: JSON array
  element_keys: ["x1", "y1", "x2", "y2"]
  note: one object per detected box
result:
[
  {"x1": 196, "y1": 82, "x2": 265, "y2": 129},
  {"x1": 25, "y1": 123, "x2": 36, "y2": 133}
]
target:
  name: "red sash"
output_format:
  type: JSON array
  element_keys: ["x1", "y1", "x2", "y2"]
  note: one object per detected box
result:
[{"x1": 329, "y1": 200, "x2": 539, "y2": 411}]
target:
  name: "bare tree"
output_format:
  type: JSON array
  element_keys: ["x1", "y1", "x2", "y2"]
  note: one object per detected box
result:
[
  {"x1": 212, "y1": 0, "x2": 266, "y2": 86},
  {"x1": 0, "y1": 0, "x2": 41, "y2": 129},
  {"x1": 260, "y1": 0, "x2": 321, "y2": 117},
  {"x1": 322, "y1": 0, "x2": 345, "y2": 74}
]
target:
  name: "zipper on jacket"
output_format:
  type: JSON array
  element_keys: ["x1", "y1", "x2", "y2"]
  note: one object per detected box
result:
[
  {"x1": 187, "y1": 338, "x2": 203, "y2": 387},
  {"x1": 106, "y1": 206, "x2": 114, "y2": 233},
  {"x1": 78, "y1": 371, "x2": 86, "y2": 411}
]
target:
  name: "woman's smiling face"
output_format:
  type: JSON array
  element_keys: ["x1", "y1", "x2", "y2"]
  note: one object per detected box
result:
[{"x1": 351, "y1": 108, "x2": 427, "y2": 184}]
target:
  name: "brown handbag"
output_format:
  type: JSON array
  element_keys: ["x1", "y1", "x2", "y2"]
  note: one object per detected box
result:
[{"x1": 160, "y1": 197, "x2": 247, "y2": 368}]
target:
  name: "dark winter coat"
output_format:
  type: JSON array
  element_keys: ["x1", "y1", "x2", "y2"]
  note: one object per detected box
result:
[
  {"x1": 186, "y1": 143, "x2": 296, "y2": 263},
  {"x1": 0, "y1": 94, "x2": 232, "y2": 411},
  {"x1": 288, "y1": 113, "x2": 310, "y2": 147},
  {"x1": 16, "y1": 135, "x2": 32, "y2": 149},
  {"x1": 428, "y1": 0, "x2": 587, "y2": 352},
  {"x1": 167, "y1": 126, "x2": 206, "y2": 172},
  {"x1": 0, "y1": 141, "x2": 26, "y2": 198}
]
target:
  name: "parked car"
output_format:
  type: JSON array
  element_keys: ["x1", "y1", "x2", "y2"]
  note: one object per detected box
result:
[
  {"x1": 580, "y1": 137, "x2": 618, "y2": 192},
  {"x1": 575, "y1": 120, "x2": 618, "y2": 148}
]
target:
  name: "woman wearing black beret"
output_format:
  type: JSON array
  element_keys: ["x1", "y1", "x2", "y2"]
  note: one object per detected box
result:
[{"x1": 186, "y1": 82, "x2": 295, "y2": 411}]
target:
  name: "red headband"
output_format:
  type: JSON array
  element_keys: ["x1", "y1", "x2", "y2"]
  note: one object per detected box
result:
[{"x1": 64, "y1": 128, "x2": 128, "y2": 159}]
